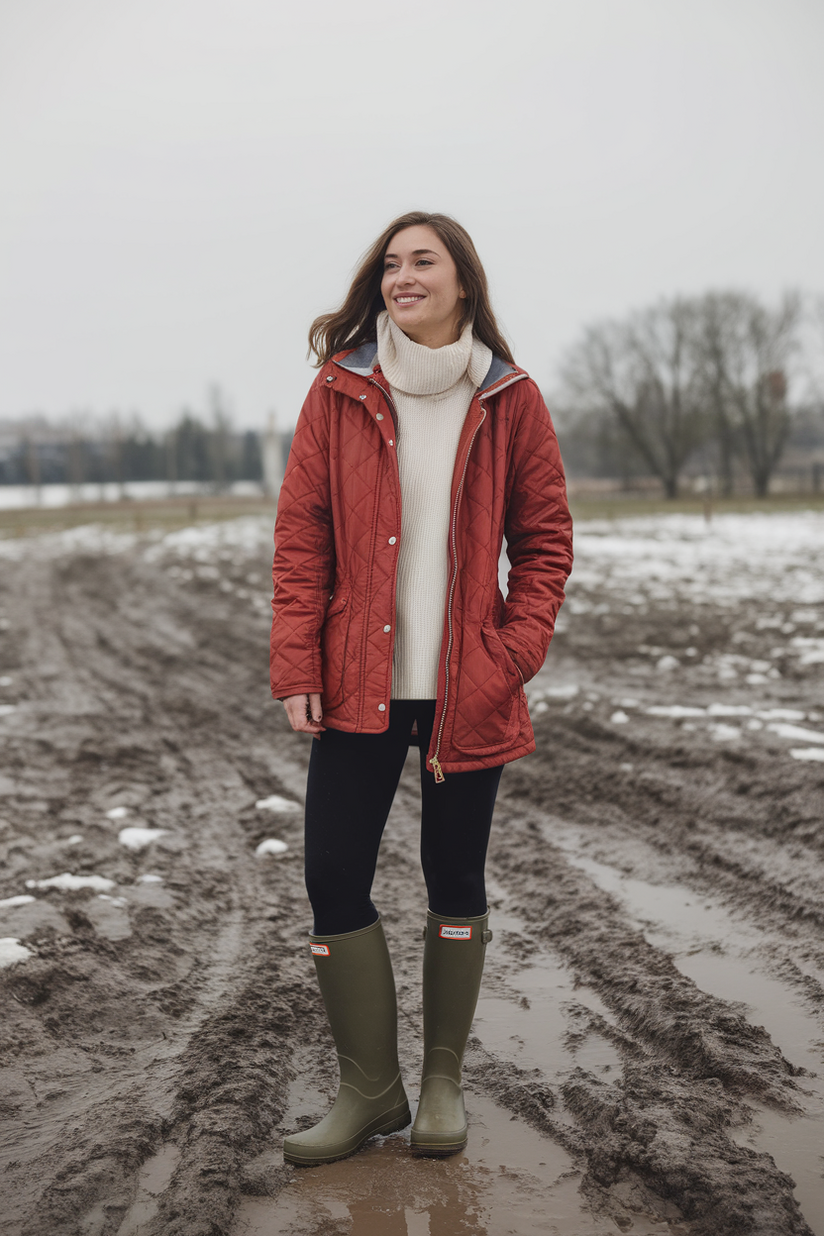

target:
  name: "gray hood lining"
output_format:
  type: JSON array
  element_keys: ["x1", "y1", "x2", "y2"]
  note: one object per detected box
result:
[{"x1": 335, "y1": 341, "x2": 519, "y2": 393}]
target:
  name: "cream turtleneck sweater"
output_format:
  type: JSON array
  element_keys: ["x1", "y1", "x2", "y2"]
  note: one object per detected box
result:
[{"x1": 376, "y1": 310, "x2": 492, "y2": 699}]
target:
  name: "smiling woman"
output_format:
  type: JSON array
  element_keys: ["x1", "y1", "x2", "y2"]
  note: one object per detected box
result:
[
  {"x1": 381, "y1": 227, "x2": 467, "y2": 348},
  {"x1": 271, "y1": 210, "x2": 573, "y2": 1167},
  {"x1": 307, "y1": 211, "x2": 514, "y2": 366}
]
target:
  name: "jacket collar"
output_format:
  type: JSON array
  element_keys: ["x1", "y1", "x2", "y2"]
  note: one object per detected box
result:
[{"x1": 333, "y1": 341, "x2": 526, "y2": 395}]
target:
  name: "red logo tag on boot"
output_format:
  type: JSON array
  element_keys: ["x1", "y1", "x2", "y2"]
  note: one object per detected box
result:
[
  {"x1": 439, "y1": 925, "x2": 472, "y2": 940},
  {"x1": 310, "y1": 944, "x2": 330, "y2": 956}
]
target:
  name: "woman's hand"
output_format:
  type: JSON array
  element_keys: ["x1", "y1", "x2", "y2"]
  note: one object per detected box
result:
[{"x1": 282, "y1": 693, "x2": 326, "y2": 735}]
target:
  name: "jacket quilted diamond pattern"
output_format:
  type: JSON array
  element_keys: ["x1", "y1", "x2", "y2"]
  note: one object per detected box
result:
[{"x1": 270, "y1": 344, "x2": 573, "y2": 777}]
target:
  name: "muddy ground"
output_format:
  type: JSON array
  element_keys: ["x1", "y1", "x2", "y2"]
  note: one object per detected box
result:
[{"x1": 1, "y1": 513, "x2": 823, "y2": 1236}]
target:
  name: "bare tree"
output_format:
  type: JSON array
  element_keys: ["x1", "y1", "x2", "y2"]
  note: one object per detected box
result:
[
  {"x1": 561, "y1": 299, "x2": 708, "y2": 498},
  {"x1": 697, "y1": 291, "x2": 801, "y2": 497}
]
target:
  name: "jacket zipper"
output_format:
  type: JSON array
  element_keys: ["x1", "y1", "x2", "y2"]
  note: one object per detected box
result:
[
  {"x1": 430, "y1": 402, "x2": 488, "y2": 783},
  {"x1": 369, "y1": 377, "x2": 399, "y2": 436}
]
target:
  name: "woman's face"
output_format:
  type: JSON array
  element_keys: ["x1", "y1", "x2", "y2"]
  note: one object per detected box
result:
[{"x1": 381, "y1": 225, "x2": 466, "y2": 349}]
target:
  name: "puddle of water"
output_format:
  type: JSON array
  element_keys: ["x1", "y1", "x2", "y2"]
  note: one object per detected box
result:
[
  {"x1": 114, "y1": 1143, "x2": 181, "y2": 1236},
  {"x1": 475, "y1": 960, "x2": 620, "y2": 1082},
  {"x1": 234, "y1": 894, "x2": 680, "y2": 1236},
  {"x1": 545, "y1": 828, "x2": 824, "y2": 1236},
  {"x1": 731, "y1": 1096, "x2": 824, "y2": 1236},
  {"x1": 554, "y1": 847, "x2": 750, "y2": 953},
  {"x1": 676, "y1": 950, "x2": 824, "y2": 1236},
  {"x1": 235, "y1": 1093, "x2": 641, "y2": 1235},
  {"x1": 478, "y1": 882, "x2": 622, "y2": 1096}
]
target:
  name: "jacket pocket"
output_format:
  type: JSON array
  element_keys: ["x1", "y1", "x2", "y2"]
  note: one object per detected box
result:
[
  {"x1": 320, "y1": 588, "x2": 350, "y2": 710},
  {"x1": 448, "y1": 623, "x2": 522, "y2": 756}
]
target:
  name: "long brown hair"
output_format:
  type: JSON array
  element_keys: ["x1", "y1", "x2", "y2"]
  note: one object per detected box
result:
[{"x1": 308, "y1": 211, "x2": 515, "y2": 366}]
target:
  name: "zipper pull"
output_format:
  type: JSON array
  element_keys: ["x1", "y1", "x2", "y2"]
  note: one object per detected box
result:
[{"x1": 431, "y1": 756, "x2": 445, "y2": 784}]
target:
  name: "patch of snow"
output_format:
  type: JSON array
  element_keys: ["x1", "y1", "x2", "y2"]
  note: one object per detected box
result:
[
  {"x1": 646, "y1": 705, "x2": 706, "y2": 718},
  {"x1": 97, "y1": 894, "x2": 128, "y2": 907},
  {"x1": 0, "y1": 894, "x2": 35, "y2": 909},
  {"x1": 0, "y1": 938, "x2": 33, "y2": 968},
  {"x1": 791, "y1": 748, "x2": 824, "y2": 762},
  {"x1": 0, "y1": 705, "x2": 17, "y2": 717},
  {"x1": 709, "y1": 724, "x2": 741, "y2": 742},
  {"x1": 143, "y1": 516, "x2": 274, "y2": 564},
  {"x1": 255, "y1": 795, "x2": 301, "y2": 813},
  {"x1": 707, "y1": 704, "x2": 752, "y2": 717},
  {"x1": 106, "y1": 806, "x2": 130, "y2": 820},
  {"x1": 0, "y1": 676, "x2": 12, "y2": 687},
  {"x1": 545, "y1": 683, "x2": 579, "y2": 700},
  {"x1": 767, "y1": 723, "x2": 824, "y2": 745},
  {"x1": 135, "y1": 874, "x2": 164, "y2": 884},
  {"x1": 619, "y1": 763, "x2": 634, "y2": 772},
  {"x1": 0, "y1": 524, "x2": 138, "y2": 562},
  {"x1": 25, "y1": 873, "x2": 116, "y2": 892},
  {"x1": 610, "y1": 710, "x2": 630, "y2": 724},
  {"x1": 746, "y1": 719, "x2": 764, "y2": 730},
  {"x1": 791, "y1": 609, "x2": 819, "y2": 624},
  {"x1": 66, "y1": 835, "x2": 83, "y2": 845},
  {"x1": 757, "y1": 708, "x2": 805, "y2": 721},
  {"x1": 255, "y1": 838, "x2": 289, "y2": 857},
  {"x1": 533, "y1": 700, "x2": 549, "y2": 715},
  {"x1": 572, "y1": 513, "x2": 824, "y2": 608},
  {"x1": 656, "y1": 655, "x2": 680, "y2": 672},
  {"x1": 118, "y1": 827, "x2": 170, "y2": 850}
]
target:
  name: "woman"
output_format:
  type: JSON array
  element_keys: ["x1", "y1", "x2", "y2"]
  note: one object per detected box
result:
[{"x1": 270, "y1": 211, "x2": 572, "y2": 1166}]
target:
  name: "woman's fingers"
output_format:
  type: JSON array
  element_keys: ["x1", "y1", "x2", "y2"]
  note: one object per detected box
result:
[{"x1": 282, "y1": 693, "x2": 326, "y2": 734}]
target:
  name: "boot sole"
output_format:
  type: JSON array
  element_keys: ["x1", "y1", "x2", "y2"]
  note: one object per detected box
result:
[
  {"x1": 410, "y1": 1130, "x2": 468, "y2": 1157},
  {"x1": 283, "y1": 1105, "x2": 411, "y2": 1167}
]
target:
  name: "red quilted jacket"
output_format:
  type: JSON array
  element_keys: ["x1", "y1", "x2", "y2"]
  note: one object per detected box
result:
[{"x1": 270, "y1": 342, "x2": 573, "y2": 777}]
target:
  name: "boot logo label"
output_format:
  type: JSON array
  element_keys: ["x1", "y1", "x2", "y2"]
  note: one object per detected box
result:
[
  {"x1": 439, "y1": 925, "x2": 472, "y2": 940},
  {"x1": 310, "y1": 944, "x2": 330, "y2": 956}
]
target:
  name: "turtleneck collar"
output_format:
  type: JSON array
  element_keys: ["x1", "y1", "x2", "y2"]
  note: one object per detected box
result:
[{"x1": 376, "y1": 310, "x2": 492, "y2": 396}]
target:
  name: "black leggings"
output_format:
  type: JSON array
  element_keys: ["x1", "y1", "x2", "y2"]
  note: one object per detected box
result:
[{"x1": 304, "y1": 700, "x2": 503, "y2": 936}]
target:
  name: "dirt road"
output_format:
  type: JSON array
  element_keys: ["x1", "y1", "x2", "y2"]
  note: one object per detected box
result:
[{"x1": 1, "y1": 512, "x2": 823, "y2": 1235}]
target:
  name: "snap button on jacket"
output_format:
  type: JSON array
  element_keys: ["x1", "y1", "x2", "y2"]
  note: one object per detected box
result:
[{"x1": 270, "y1": 346, "x2": 573, "y2": 776}]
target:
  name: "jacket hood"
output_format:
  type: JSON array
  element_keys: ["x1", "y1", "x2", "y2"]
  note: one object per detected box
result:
[{"x1": 333, "y1": 341, "x2": 526, "y2": 395}]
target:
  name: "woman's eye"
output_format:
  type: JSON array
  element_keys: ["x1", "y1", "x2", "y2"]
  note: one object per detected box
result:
[{"x1": 416, "y1": 259, "x2": 433, "y2": 266}]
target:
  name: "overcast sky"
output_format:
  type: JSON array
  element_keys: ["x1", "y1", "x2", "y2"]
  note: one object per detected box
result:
[{"x1": 1, "y1": 0, "x2": 822, "y2": 430}]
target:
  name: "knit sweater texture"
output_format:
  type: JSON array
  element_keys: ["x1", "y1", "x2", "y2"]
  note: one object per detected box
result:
[{"x1": 375, "y1": 310, "x2": 492, "y2": 699}]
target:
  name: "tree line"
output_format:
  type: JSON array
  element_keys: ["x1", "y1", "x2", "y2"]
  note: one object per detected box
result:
[
  {"x1": 1, "y1": 394, "x2": 265, "y2": 489},
  {"x1": 554, "y1": 290, "x2": 824, "y2": 498},
  {"x1": 4, "y1": 293, "x2": 823, "y2": 500}
]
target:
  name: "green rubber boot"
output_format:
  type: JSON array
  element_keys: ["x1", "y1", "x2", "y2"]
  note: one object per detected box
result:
[
  {"x1": 283, "y1": 917, "x2": 411, "y2": 1166},
  {"x1": 410, "y1": 910, "x2": 492, "y2": 1156}
]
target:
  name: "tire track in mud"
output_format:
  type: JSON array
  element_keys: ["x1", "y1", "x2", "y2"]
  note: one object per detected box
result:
[
  {"x1": 1, "y1": 526, "x2": 823, "y2": 1235},
  {"x1": 0, "y1": 546, "x2": 312, "y2": 1235},
  {"x1": 481, "y1": 794, "x2": 813, "y2": 1236}
]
